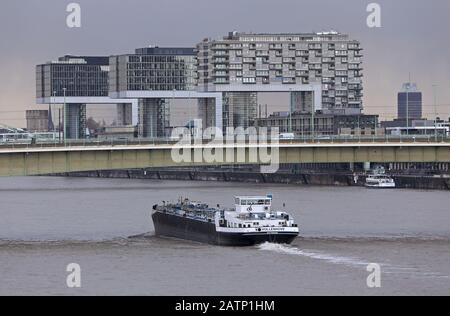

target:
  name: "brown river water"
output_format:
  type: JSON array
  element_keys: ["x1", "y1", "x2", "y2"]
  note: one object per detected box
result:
[{"x1": 0, "y1": 176, "x2": 449, "y2": 295}]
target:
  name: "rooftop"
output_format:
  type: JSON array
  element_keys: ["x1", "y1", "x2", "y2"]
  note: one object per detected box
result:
[
  {"x1": 401, "y1": 82, "x2": 420, "y2": 93},
  {"x1": 45, "y1": 55, "x2": 109, "y2": 65},
  {"x1": 134, "y1": 47, "x2": 196, "y2": 56},
  {"x1": 221, "y1": 30, "x2": 350, "y2": 41}
]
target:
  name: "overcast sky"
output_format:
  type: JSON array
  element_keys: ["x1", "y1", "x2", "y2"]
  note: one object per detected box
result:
[{"x1": 1, "y1": 0, "x2": 449, "y2": 127}]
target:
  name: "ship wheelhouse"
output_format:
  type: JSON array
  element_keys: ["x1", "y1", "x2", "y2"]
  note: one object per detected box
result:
[{"x1": 217, "y1": 195, "x2": 296, "y2": 230}]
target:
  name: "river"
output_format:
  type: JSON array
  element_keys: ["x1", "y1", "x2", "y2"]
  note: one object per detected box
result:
[{"x1": 0, "y1": 176, "x2": 449, "y2": 295}]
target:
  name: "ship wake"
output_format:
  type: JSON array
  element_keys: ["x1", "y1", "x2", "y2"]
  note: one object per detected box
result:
[
  {"x1": 258, "y1": 242, "x2": 450, "y2": 279},
  {"x1": 258, "y1": 242, "x2": 374, "y2": 268}
]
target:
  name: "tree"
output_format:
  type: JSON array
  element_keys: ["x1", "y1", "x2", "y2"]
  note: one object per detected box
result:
[{"x1": 86, "y1": 117, "x2": 100, "y2": 131}]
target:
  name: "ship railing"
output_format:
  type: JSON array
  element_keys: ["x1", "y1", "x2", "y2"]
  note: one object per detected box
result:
[{"x1": 237, "y1": 214, "x2": 290, "y2": 220}]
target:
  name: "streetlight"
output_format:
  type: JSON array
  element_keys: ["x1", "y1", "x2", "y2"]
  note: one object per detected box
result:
[
  {"x1": 310, "y1": 85, "x2": 315, "y2": 140},
  {"x1": 433, "y1": 84, "x2": 438, "y2": 142},
  {"x1": 357, "y1": 114, "x2": 360, "y2": 142},
  {"x1": 52, "y1": 90, "x2": 56, "y2": 136},
  {"x1": 406, "y1": 83, "x2": 409, "y2": 136},
  {"x1": 63, "y1": 87, "x2": 67, "y2": 145},
  {"x1": 172, "y1": 88, "x2": 176, "y2": 137},
  {"x1": 289, "y1": 88, "x2": 293, "y2": 133}
]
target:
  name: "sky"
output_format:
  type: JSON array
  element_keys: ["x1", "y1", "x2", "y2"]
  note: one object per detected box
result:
[{"x1": 1, "y1": 0, "x2": 449, "y2": 127}]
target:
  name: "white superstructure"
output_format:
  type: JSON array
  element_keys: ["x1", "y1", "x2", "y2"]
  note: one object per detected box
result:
[
  {"x1": 215, "y1": 196, "x2": 299, "y2": 234},
  {"x1": 365, "y1": 167, "x2": 396, "y2": 188}
]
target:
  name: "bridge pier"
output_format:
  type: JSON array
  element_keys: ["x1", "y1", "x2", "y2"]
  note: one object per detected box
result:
[
  {"x1": 138, "y1": 98, "x2": 168, "y2": 138},
  {"x1": 222, "y1": 92, "x2": 257, "y2": 129},
  {"x1": 65, "y1": 103, "x2": 86, "y2": 139},
  {"x1": 198, "y1": 98, "x2": 216, "y2": 129},
  {"x1": 117, "y1": 103, "x2": 133, "y2": 125}
]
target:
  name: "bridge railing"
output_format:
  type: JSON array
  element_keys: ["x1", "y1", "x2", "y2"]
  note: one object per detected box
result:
[{"x1": 0, "y1": 134, "x2": 449, "y2": 149}]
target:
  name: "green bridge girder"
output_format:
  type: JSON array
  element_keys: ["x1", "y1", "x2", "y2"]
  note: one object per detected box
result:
[{"x1": 0, "y1": 142, "x2": 449, "y2": 176}]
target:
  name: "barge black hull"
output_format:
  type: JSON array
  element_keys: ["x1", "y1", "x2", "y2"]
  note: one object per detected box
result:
[{"x1": 152, "y1": 212, "x2": 297, "y2": 246}]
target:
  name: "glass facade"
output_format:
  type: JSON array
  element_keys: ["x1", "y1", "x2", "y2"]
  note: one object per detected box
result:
[
  {"x1": 109, "y1": 47, "x2": 197, "y2": 93},
  {"x1": 223, "y1": 92, "x2": 257, "y2": 129},
  {"x1": 256, "y1": 113, "x2": 378, "y2": 135},
  {"x1": 109, "y1": 47, "x2": 198, "y2": 138},
  {"x1": 36, "y1": 56, "x2": 109, "y2": 98},
  {"x1": 398, "y1": 93, "x2": 422, "y2": 120}
]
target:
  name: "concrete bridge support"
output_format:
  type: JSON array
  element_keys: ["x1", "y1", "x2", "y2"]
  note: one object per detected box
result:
[
  {"x1": 138, "y1": 98, "x2": 169, "y2": 138},
  {"x1": 65, "y1": 103, "x2": 86, "y2": 139},
  {"x1": 117, "y1": 103, "x2": 133, "y2": 126}
]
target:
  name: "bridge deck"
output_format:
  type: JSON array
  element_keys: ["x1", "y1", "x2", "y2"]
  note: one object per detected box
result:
[{"x1": 0, "y1": 141, "x2": 449, "y2": 176}]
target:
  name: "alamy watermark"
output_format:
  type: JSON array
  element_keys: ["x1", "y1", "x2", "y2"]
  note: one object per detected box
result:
[
  {"x1": 66, "y1": 263, "x2": 81, "y2": 288},
  {"x1": 366, "y1": 263, "x2": 381, "y2": 288},
  {"x1": 66, "y1": 3, "x2": 81, "y2": 28},
  {"x1": 170, "y1": 120, "x2": 280, "y2": 173},
  {"x1": 366, "y1": 3, "x2": 381, "y2": 28},
  {"x1": 65, "y1": 3, "x2": 380, "y2": 29}
]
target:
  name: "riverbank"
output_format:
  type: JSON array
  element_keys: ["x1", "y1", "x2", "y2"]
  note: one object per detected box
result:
[{"x1": 48, "y1": 169, "x2": 450, "y2": 190}]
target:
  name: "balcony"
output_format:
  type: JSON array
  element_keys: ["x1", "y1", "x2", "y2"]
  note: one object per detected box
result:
[
  {"x1": 348, "y1": 44, "x2": 361, "y2": 50},
  {"x1": 269, "y1": 64, "x2": 283, "y2": 70},
  {"x1": 308, "y1": 44, "x2": 322, "y2": 50},
  {"x1": 295, "y1": 50, "x2": 309, "y2": 57},
  {"x1": 309, "y1": 57, "x2": 322, "y2": 64},
  {"x1": 212, "y1": 45, "x2": 229, "y2": 50},
  {"x1": 256, "y1": 70, "x2": 269, "y2": 77},
  {"x1": 335, "y1": 64, "x2": 348, "y2": 71},
  {"x1": 348, "y1": 84, "x2": 362, "y2": 90},
  {"x1": 213, "y1": 58, "x2": 229, "y2": 64},
  {"x1": 322, "y1": 57, "x2": 335, "y2": 63},
  {"x1": 214, "y1": 64, "x2": 229, "y2": 70},
  {"x1": 214, "y1": 79, "x2": 229, "y2": 84},
  {"x1": 214, "y1": 72, "x2": 229, "y2": 78},
  {"x1": 296, "y1": 70, "x2": 309, "y2": 77},
  {"x1": 323, "y1": 51, "x2": 335, "y2": 58},
  {"x1": 295, "y1": 63, "x2": 308, "y2": 71},
  {"x1": 348, "y1": 57, "x2": 362, "y2": 63},
  {"x1": 256, "y1": 51, "x2": 269, "y2": 57},
  {"x1": 335, "y1": 50, "x2": 348, "y2": 57},
  {"x1": 256, "y1": 64, "x2": 269, "y2": 71},
  {"x1": 348, "y1": 78, "x2": 362, "y2": 84},
  {"x1": 213, "y1": 51, "x2": 228, "y2": 56},
  {"x1": 243, "y1": 57, "x2": 256, "y2": 63},
  {"x1": 282, "y1": 77, "x2": 296, "y2": 84},
  {"x1": 282, "y1": 71, "x2": 296, "y2": 78},
  {"x1": 229, "y1": 57, "x2": 242, "y2": 64},
  {"x1": 309, "y1": 64, "x2": 321, "y2": 70},
  {"x1": 282, "y1": 57, "x2": 296, "y2": 63},
  {"x1": 241, "y1": 77, "x2": 256, "y2": 84},
  {"x1": 348, "y1": 64, "x2": 363, "y2": 71}
]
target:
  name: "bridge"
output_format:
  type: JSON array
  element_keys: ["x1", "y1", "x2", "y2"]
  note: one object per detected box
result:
[{"x1": 0, "y1": 138, "x2": 449, "y2": 176}]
